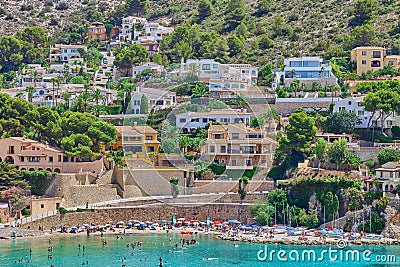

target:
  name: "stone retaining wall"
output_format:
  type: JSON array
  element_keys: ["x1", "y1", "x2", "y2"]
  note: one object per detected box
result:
[{"x1": 23, "y1": 204, "x2": 251, "y2": 229}]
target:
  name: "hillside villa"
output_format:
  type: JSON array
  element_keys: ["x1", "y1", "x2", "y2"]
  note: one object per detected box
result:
[
  {"x1": 176, "y1": 109, "x2": 252, "y2": 131},
  {"x1": 202, "y1": 124, "x2": 276, "y2": 170},
  {"x1": 0, "y1": 137, "x2": 103, "y2": 174},
  {"x1": 351, "y1": 46, "x2": 400, "y2": 76}
]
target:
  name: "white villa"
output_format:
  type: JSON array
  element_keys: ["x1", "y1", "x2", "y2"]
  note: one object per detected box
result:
[
  {"x1": 282, "y1": 57, "x2": 337, "y2": 88},
  {"x1": 176, "y1": 109, "x2": 252, "y2": 131},
  {"x1": 333, "y1": 96, "x2": 400, "y2": 129}
]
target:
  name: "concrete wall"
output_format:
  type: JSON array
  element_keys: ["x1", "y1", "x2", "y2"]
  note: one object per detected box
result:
[
  {"x1": 23, "y1": 204, "x2": 251, "y2": 229},
  {"x1": 349, "y1": 147, "x2": 381, "y2": 162},
  {"x1": 30, "y1": 197, "x2": 63, "y2": 216}
]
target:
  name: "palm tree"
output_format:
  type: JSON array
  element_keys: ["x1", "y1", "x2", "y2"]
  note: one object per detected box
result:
[
  {"x1": 191, "y1": 83, "x2": 210, "y2": 107},
  {"x1": 31, "y1": 70, "x2": 41, "y2": 89},
  {"x1": 55, "y1": 76, "x2": 63, "y2": 106},
  {"x1": 62, "y1": 93, "x2": 72, "y2": 109},
  {"x1": 105, "y1": 71, "x2": 112, "y2": 83},
  {"x1": 179, "y1": 135, "x2": 192, "y2": 153},
  {"x1": 73, "y1": 92, "x2": 92, "y2": 113},
  {"x1": 187, "y1": 63, "x2": 201, "y2": 77},
  {"x1": 92, "y1": 88, "x2": 106, "y2": 106},
  {"x1": 291, "y1": 79, "x2": 300, "y2": 97},
  {"x1": 25, "y1": 86, "x2": 35, "y2": 103},
  {"x1": 50, "y1": 77, "x2": 57, "y2": 107},
  {"x1": 231, "y1": 95, "x2": 247, "y2": 109}
]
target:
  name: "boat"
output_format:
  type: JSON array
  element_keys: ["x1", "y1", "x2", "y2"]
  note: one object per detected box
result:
[
  {"x1": 326, "y1": 229, "x2": 343, "y2": 238},
  {"x1": 203, "y1": 258, "x2": 218, "y2": 261},
  {"x1": 365, "y1": 234, "x2": 382, "y2": 240}
]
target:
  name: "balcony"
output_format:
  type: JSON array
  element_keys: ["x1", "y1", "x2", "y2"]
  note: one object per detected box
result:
[{"x1": 226, "y1": 165, "x2": 253, "y2": 170}]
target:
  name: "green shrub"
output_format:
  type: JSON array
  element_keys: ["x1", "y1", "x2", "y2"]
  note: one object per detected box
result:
[
  {"x1": 59, "y1": 207, "x2": 68, "y2": 214},
  {"x1": 76, "y1": 208, "x2": 84, "y2": 212},
  {"x1": 21, "y1": 209, "x2": 31, "y2": 216},
  {"x1": 391, "y1": 126, "x2": 400, "y2": 139},
  {"x1": 210, "y1": 163, "x2": 226, "y2": 175}
]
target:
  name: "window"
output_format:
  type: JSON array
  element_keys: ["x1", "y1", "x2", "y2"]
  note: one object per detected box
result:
[
  {"x1": 49, "y1": 156, "x2": 53, "y2": 162},
  {"x1": 202, "y1": 64, "x2": 211, "y2": 70},
  {"x1": 289, "y1": 61, "x2": 302, "y2": 67},
  {"x1": 388, "y1": 61, "x2": 394, "y2": 66},
  {"x1": 191, "y1": 118, "x2": 199, "y2": 122},
  {"x1": 146, "y1": 135, "x2": 153, "y2": 140},
  {"x1": 179, "y1": 118, "x2": 186, "y2": 123},
  {"x1": 8, "y1": 146, "x2": 14, "y2": 154},
  {"x1": 361, "y1": 51, "x2": 366, "y2": 56},
  {"x1": 63, "y1": 156, "x2": 69, "y2": 162},
  {"x1": 302, "y1": 61, "x2": 319, "y2": 67},
  {"x1": 358, "y1": 110, "x2": 365, "y2": 116},
  {"x1": 41, "y1": 204, "x2": 44, "y2": 209},
  {"x1": 220, "y1": 118, "x2": 229, "y2": 123},
  {"x1": 20, "y1": 156, "x2": 24, "y2": 162},
  {"x1": 212, "y1": 64, "x2": 219, "y2": 69},
  {"x1": 372, "y1": 51, "x2": 381, "y2": 58},
  {"x1": 58, "y1": 155, "x2": 62, "y2": 162},
  {"x1": 362, "y1": 60, "x2": 367, "y2": 65},
  {"x1": 147, "y1": 146, "x2": 155, "y2": 152},
  {"x1": 371, "y1": 61, "x2": 381, "y2": 67},
  {"x1": 232, "y1": 133, "x2": 239, "y2": 140},
  {"x1": 231, "y1": 159, "x2": 237, "y2": 166},
  {"x1": 338, "y1": 107, "x2": 345, "y2": 111},
  {"x1": 210, "y1": 146, "x2": 215, "y2": 153},
  {"x1": 348, "y1": 101, "x2": 352, "y2": 105},
  {"x1": 220, "y1": 146, "x2": 226, "y2": 153},
  {"x1": 214, "y1": 134, "x2": 222, "y2": 139},
  {"x1": 29, "y1": 157, "x2": 40, "y2": 162},
  {"x1": 246, "y1": 160, "x2": 252, "y2": 166},
  {"x1": 202, "y1": 118, "x2": 208, "y2": 123},
  {"x1": 246, "y1": 134, "x2": 263, "y2": 139}
]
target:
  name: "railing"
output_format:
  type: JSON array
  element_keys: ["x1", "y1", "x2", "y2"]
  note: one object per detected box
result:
[{"x1": 10, "y1": 210, "x2": 58, "y2": 227}]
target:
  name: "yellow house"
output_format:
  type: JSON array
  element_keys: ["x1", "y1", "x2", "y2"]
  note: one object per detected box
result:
[
  {"x1": 351, "y1": 46, "x2": 400, "y2": 76},
  {"x1": 109, "y1": 123, "x2": 160, "y2": 153}
]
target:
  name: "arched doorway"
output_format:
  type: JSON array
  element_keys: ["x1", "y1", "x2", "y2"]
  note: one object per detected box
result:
[
  {"x1": 54, "y1": 168, "x2": 61, "y2": 173},
  {"x1": 0, "y1": 157, "x2": 2, "y2": 161},
  {"x1": 29, "y1": 168, "x2": 35, "y2": 171},
  {"x1": 20, "y1": 168, "x2": 26, "y2": 171},
  {"x1": 46, "y1": 168, "x2": 52, "y2": 172},
  {"x1": 5, "y1": 156, "x2": 14, "y2": 164},
  {"x1": 38, "y1": 168, "x2": 43, "y2": 171}
]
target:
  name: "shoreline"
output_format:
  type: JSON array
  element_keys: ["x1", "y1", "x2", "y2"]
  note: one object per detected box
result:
[
  {"x1": 0, "y1": 227, "x2": 221, "y2": 242},
  {"x1": 2, "y1": 227, "x2": 400, "y2": 247},
  {"x1": 218, "y1": 233, "x2": 400, "y2": 246}
]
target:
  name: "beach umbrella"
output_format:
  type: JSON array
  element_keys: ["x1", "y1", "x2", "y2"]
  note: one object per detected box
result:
[
  {"x1": 228, "y1": 220, "x2": 240, "y2": 224},
  {"x1": 134, "y1": 223, "x2": 140, "y2": 227},
  {"x1": 177, "y1": 218, "x2": 185, "y2": 221},
  {"x1": 127, "y1": 222, "x2": 132, "y2": 226},
  {"x1": 139, "y1": 223, "x2": 147, "y2": 227},
  {"x1": 152, "y1": 223, "x2": 159, "y2": 227},
  {"x1": 82, "y1": 224, "x2": 90, "y2": 227},
  {"x1": 160, "y1": 220, "x2": 167, "y2": 223},
  {"x1": 116, "y1": 221, "x2": 124, "y2": 225},
  {"x1": 70, "y1": 226, "x2": 78, "y2": 231},
  {"x1": 146, "y1": 221, "x2": 153, "y2": 224}
]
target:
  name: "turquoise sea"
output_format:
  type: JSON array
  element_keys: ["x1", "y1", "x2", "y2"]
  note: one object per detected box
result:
[{"x1": 0, "y1": 233, "x2": 399, "y2": 267}]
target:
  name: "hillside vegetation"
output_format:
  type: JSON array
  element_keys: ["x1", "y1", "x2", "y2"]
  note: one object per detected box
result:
[{"x1": 0, "y1": 0, "x2": 399, "y2": 66}]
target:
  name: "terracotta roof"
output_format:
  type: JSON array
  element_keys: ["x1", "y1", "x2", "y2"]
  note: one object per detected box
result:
[
  {"x1": 352, "y1": 46, "x2": 385, "y2": 50},
  {"x1": 115, "y1": 125, "x2": 157, "y2": 135}
]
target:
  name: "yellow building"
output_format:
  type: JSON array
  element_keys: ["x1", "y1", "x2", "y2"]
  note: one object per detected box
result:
[
  {"x1": 202, "y1": 124, "x2": 276, "y2": 170},
  {"x1": 351, "y1": 46, "x2": 400, "y2": 76},
  {"x1": 109, "y1": 123, "x2": 160, "y2": 153}
]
